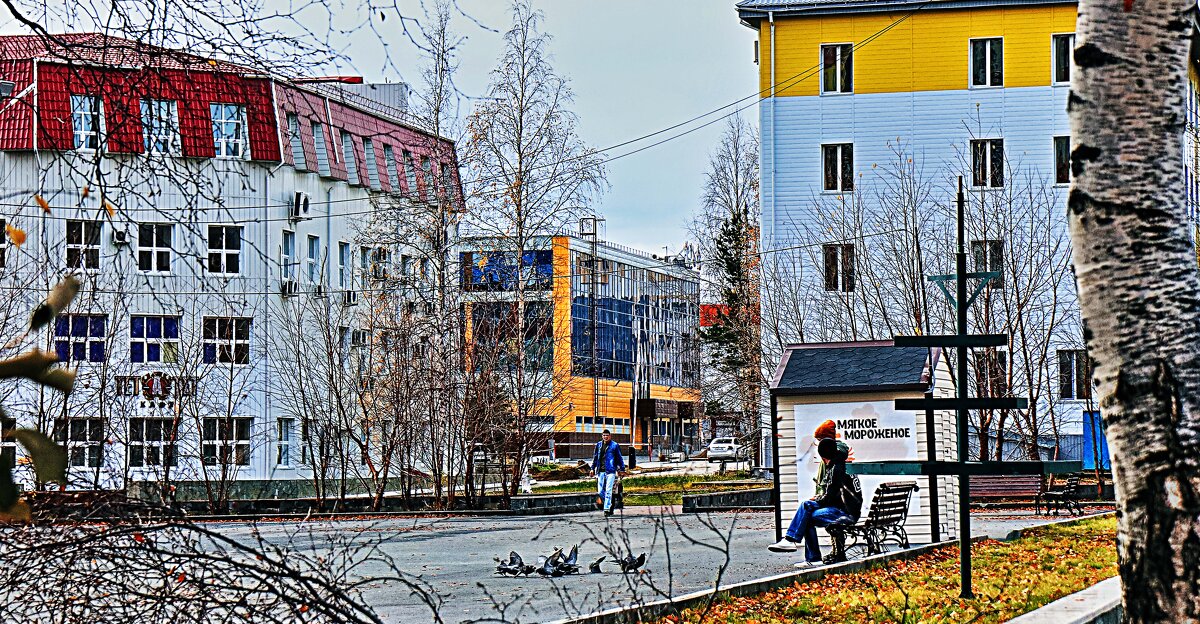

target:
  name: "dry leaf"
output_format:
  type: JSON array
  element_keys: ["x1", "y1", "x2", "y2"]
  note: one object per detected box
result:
[
  {"x1": 5, "y1": 224, "x2": 25, "y2": 247},
  {"x1": 34, "y1": 194, "x2": 50, "y2": 214},
  {"x1": 103, "y1": 199, "x2": 116, "y2": 218},
  {"x1": 81, "y1": 185, "x2": 90, "y2": 198}
]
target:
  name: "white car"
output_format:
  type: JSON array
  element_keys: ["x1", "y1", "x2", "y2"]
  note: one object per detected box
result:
[{"x1": 707, "y1": 437, "x2": 747, "y2": 462}]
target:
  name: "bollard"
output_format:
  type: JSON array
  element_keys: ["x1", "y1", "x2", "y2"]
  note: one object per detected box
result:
[{"x1": 628, "y1": 447, "x2": 636, "y2": 470}]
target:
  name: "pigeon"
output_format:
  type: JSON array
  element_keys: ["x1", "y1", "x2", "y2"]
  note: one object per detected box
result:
[
  {"x1": 494, "y1": 551, "x2": 526, "y2": 576},
  {"x1": 535, "y1": 554, "x2": 557, "y2": 577},
  {"x1": 588, "y1": 556, "x2": 606, "y2": 574},
  {"x1": 618, "y1": 553, "x2": 646, "y2": 573},
  {"x1": 557, "y1": 544, "x2": 580, "y2": 575}
]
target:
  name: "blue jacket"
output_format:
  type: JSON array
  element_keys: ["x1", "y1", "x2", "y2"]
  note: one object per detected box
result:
[{"x1": 592, "y1": 440, "x2": 626, "y2": 474}]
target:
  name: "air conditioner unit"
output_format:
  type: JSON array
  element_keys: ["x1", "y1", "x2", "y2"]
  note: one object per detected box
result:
[
  {"x1": 312, "y1": 284, "x2": 327, "y2": 298},
  {"x1": 112, "y1": 229, "x2": 130, "y2": 246},
  {"x1": 342, "y1": 290, "x2": 360, "y2": 306},
  {"x1": 290, "y1": 191, "x2": 311, "y2": 221},
  {"x1": 281, "y1": 279, "x2": 300, "y2": 297}
]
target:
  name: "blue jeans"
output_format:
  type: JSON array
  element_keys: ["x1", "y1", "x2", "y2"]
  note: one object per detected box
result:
[
  {"x1": 597, "y1": 472, "x2": 618, "y2": 510},
  {"x1": 785, "y1": 500, "x2": 857, "y2": 562}
]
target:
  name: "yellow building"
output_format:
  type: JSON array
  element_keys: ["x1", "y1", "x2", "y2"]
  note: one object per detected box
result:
[{"x1": 460, "y1": 234, "x2": 701, "y2": 459}]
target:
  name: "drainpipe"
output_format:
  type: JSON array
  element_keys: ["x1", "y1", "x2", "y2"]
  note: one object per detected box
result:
[{"x1": 768, "y1": 12, "x2": 777, "y2": 253}]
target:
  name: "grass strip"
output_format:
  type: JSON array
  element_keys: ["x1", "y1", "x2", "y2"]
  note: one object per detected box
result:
[{"x1": 655, "y1": 516, "x2": 1117, "y2": 624}]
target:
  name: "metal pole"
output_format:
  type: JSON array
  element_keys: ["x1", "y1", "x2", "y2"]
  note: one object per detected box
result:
[
  {"x1": 925, "y1": 389, "x2": 940, "y2": 543},
  {"x1": 956, "y1": 175, "x2": 973, "y2": 599},
  {"x1": 770, "y1": 393, "x2": 782, "y2": 542}
]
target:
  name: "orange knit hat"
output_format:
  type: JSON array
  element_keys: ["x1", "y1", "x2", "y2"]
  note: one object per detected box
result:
[{"x1": 813, "y1": 419, "x2": 836, "y2": 440}]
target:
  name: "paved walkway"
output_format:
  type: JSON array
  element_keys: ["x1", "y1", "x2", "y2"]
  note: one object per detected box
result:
[{"x1": 209, "y1": 506, "x2": 1080, "y2": 623}]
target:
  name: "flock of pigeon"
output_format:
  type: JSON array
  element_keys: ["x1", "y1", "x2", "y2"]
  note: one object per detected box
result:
[{"x1": 493, "y1": 545, "x2": 646, "y2": 577}]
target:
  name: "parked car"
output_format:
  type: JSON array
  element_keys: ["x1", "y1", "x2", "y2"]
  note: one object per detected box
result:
[{"x1": 707, "y1": 437, "x2": 747, "y2": 462}]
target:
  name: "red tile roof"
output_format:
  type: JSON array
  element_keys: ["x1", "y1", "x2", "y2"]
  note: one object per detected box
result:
[{"x1": 0, "y1": 33, "x2": 259, "y2": 74}]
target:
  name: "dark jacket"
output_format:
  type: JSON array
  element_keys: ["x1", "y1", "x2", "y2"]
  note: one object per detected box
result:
[
  {"x1": 814, "y1": 447, "x2": 863, "y2": 518},
  {"x1": 592, "y1": 440, "x2": 625, "y2": 474}
]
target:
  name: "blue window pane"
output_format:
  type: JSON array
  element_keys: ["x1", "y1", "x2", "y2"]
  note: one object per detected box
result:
[
  {"x1": 54, "y1": 341, "x2": 69, "y2": 361},
  {"x1": 89, "y1": 341, "x2": 105, "y2": 362},
  {"x1": 146, "y1": 317, "x2": 162, "y2": 339},
  {"x1": 90, "y1": 316, "x2": 105, "y2": 338},
  {"x1": 72, "y1": 342, "x2": 85, "y2": 361},
  {"x1": 147, "y1": 343, "x2": 160, "y2": 362},
  {"x1": 130, "y1": 342, "x2": 144, "y2": 363},
  {"x1": 71, "y1": 316, "x2": 87, "y2": 337},
  {"x1": 203, "y1": 344, "x2": 216, "y2": 364},
  {"x1": 131, "y1": 316, "x2": 144, "y2": 338},
  {"x1": 164, "y1": 317, "x2": 179, "y2": 339},
  {"x1": 55, "y1": 316, "x2": 69, "y2": 337}
]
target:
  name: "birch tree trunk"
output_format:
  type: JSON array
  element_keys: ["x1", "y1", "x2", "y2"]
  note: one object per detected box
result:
[{"x1": 1071, "y1": 0, "x2": 1200, "y2": 620}]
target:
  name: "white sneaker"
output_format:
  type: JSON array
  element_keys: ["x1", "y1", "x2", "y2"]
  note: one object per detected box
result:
[
  {"x1": 794, "y1": 560, "x2": 823, "y2": 568},
  {"x1": 767, "y1": 539, "x2": 797, "y2": 552}
]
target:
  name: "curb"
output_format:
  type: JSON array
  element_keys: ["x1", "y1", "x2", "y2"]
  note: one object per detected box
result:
[
  {"x1": 551, "y1": 511, "x2": 1117, "y2": 624},
  {"x1": 1007, "y1": 576, "x2": 1121, "y2": 624}
]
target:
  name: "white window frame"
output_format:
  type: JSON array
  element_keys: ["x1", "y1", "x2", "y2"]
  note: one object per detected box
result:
[
  {"x1": 66, "y1": 219, "x2": 101, "y2": 271},
  {"x1": 55, "y1": 417, "x2": 103, "y2": 468},
  {"x1": 312, "y1": 122, "x2": 332, "y2": 176},
  {"x1": 306, "y1": 234, "x2": 321, "y2": 284},
  {"x1": 137, "y1": 222, "x2": 172, "y2": 273},
  {"x1": 210, "y1": 103, "x2": 249, "y2": 159},
  {"x1": 281, "y1": 229, "x2": 296, "y2": 280},
  {"x1": 130, "y1": 314, "x2": 181, "y2": 364},
  {"x1": 970, "y1": 239, "x2": 1005, "y2": 290},
  {"x1": 383, "y1": 145, "x2": 401, "y2": 190},
  {"x1": 203, "y1": 316, "x2": 252, "y2": 365},
  {"x1": 128, "y1": 417, "x2": 179, "y2": 468},
  {"x1": 287, "y1": 113, "x2": 308, "y2": 170},
  {"x1": 71, "y1": 95, "x2": 104, "y2": 151},
  {"x1": 1051, "y1": 33, "x2": 1074, "y2": 86},
  {"x1": 969, "y1": 37, "x2": 1004, "y2": 88},
  {"x1": 970, "y1": 138, "x2": 1005, "y2": 189},
  {"x1": 822, "y1": 243, "x2": 855, "y2": 292},
  {"x1": 54, "y1": 314, "x2": 107, "y2": 364},
  {"x1": 338, "y1": 241, "x2": 350, "y2": 288},
  {"x1": 821, "y1": 143, "x2": 854, "y2": 192},
  {"x1": 341, "y1": 130, "x2": 360, "y2": 185},
  {"x1": 1058, "y1": 349, "x2": 1091, "y2": 401},
  {"x1": 276, "y1": 417, "x2": 294, "y2": 467},
  {"x1": 421, "y1": 156, "x2": 435, "y2": 201},
  {"x1": 403, "y1": 150, "x2": 419, "y2": 198},
  {"x1": 363, "y1": 138, "x2": 380, "y2": 189},
  {"x1": 201, "y1": 416, "x2": 252, "y2": 466},
  {"x1": 820, "y1": 43, "x2": 853, "y2": 95},
  {"x1": 207, "y1": 224, "x2": 243, "y2": 275},
  {"x1": 141, "y1": 98, "x2": 180, "y2": 155}
]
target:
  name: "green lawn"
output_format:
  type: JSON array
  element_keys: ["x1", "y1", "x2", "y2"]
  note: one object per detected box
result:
[
  {"x1": 533, "y1": 471, "x2": 761, "y2": 506},
  {"x1": 655, "y1": 516, "x2": 1118, "y2": 624}
]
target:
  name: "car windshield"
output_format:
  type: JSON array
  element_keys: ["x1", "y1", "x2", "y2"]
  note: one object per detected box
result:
[{"x1": 713, "y1": 438, "x2": 733, "y2": 445}]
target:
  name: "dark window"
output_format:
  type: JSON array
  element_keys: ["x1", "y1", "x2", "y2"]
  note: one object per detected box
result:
[
  {"x1": 822, "y1": 243, "x2": 855, "y2": 292},
  {"x1": 207, "y1": 225, "x2": 242, "y2": 274},
  {"x1": 202, "y1": 317, "x2": 251, "y2": 364},
  {"x1": 970, "y1": 239, "x2": 1004, "y2": 290},
  {"x1": 66, "y1": 220, "x2": 101, "y2": 270},
  {"x1": 128, "y1": 417, "x2": 178, "y2": 467},
  {"x1": 130, "y1": 315, "x2": 181, "y2": 363},
  {"x1": 1052, "y1": 34, "x2": 1074, "y2": 84},
  {"x1": 821, "y1": 43, "x2": 853, "y2": 94},
  {"x1": 287, "y1": 114, "x2": 307, "y2": 170},
  {"x1": 201, "y1": 416, "x2": 252, "y2": 465},
  {"x1": 1059, "y1": 349, "x2": 1092, "y2": 400},
  {"x1": 1054, "y1": 136, "x2": 1071, "y2": 185},
  {"x1": 970, "y1": 38, "x2": 1003, "y2": 87},
  {"x1": 138, "y1": 223, "x2": 172, "y2": 272},
  {"x1": 822, "y1": 143, "x2": 854, "y2": 192},
  {"x1": 54, "y1": 314, "x2": 106, "y2": 363},
  {"x1": 53, "y1": 417, "x2": 104, "y2": 467},
  {"x1": 970, "y1": 139, "x2": 1004, "y2": 188}
]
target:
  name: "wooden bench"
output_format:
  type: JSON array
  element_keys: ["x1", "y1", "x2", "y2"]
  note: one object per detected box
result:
[
  {"x1": 825, "y1": 481, "x2": 919, "y2": 562},
  {"x1": 970, "y1": 475, "x2": 1047, "y2": 513},
  {"x1": 1041, "y1": 474, "x2": 1083, "y2": 516}
]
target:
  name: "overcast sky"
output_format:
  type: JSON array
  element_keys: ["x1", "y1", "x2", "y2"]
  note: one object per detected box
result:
[{"x1": 3, "y1": 0, "x2": 760, "y2": 254}]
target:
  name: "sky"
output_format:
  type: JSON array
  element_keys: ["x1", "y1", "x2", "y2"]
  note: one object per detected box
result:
[{"x1": 0, "y1": 0, "x2": 760, "y2": 254}]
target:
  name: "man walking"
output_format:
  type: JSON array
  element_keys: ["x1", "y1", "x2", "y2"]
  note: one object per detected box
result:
[{"x1": 592, "y1": 429, "x2": 625, "y2": 517}]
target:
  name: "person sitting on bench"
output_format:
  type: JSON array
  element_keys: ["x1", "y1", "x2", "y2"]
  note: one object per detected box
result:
[{"x1": 768, "y1": 438, "x2": 863, "y2": 565}]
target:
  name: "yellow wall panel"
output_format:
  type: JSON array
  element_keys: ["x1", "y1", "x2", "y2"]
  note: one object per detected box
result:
[{"x1": 760, "y1": 5, "x2": 1078, "y2": 97}]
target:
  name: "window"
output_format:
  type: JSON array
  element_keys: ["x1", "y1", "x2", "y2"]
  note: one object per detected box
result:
[
  {"x1": 71, "y1": 95, "x2": 104, "y2": 150},
  {"x1": 971, "y1": 239, "x2": 1005, "y2": 289},
  {"x1": 66, "y1": 219, "x2": 101, "y2": 270},
  {"x1": 970, "y1": 138, "x2": 1004, "y2": 188},
  {"x1": 138, "y1": 223, "x2": 172, "y2": 272},
  {"x1": 1058, "y1": 349, "x2": 1092, "y2": 400},
  {"x1": 210, "y1": 103, "x2": 249, "y2": 159},
  {"x1": 141, "y1": 99, "x2": 179, "y2": 154},
  {"x1": 822, "y1": 143, "x2": 854, "y2": 192},
  {"x1": 1054, "y1": 136, "x2": 1071, "y2": 185},
  {"x1": 366, "y1": 246, "x2": 389, "y2": 280},
  {"x1": 0, "y1": 217, "x2": 7, "y2": 269},
  {"x1": 128, "y1": 417, "x2": 178, "y2": 467},
  {"x1": 202, "y1": 317, "x2": 251, "y2": 365},
  {"x1": 383, "y1": 145, "x2": 400, "y2": 189},
  {"x1": 0, "y1": 413, "x2": 14, "y2": 469},
  {"x1": 207, "y1": 225, "x2": 242, "y2": 274},
  {"x1": 421, "y1": 156, "x2": 435, "y2": 200},
  {"x1": 281, "y1": 230, "x2": 296, "y2": 280},
  {"x1": 341, "y1": 130, "x2": 359, "y2": 185},
  {"x1": 970, "y1": 38, "x2": 1003, "y2": 87},
  {"x1": 307, "y1": 235, "x2": 321, "y2": 283},
  {"x1": 363, "y1": 138, "x2": 380, "y2": 189},
  {"x1": 822, "y1": 244, "x2": 855, "y2": 292},
  {"x1": 130, "y1": 315, "x2": 180, "y2": 364},
  {"x1": 338, "y1": 241, "x2": 350, "y2": 287},
  {"x1": 54, "y1": 314, "x2": 106, "y2": 363},
  {"x1": 312, "y1": 122, "x2": 331, "y2": 176},
  {"x1": 201, "y1": 416, "x2": 252, "y2": 466},
  {"x1": 54, "y1": 417, "x2": 103, "y2": 468},
  {"x1": 287, "y1": 114, "x2": 307, "y2": 170},
  {"x1": 1052, "y1": 34, "x2": 1074, "y2": 85},
  {"x1": 820, "y1": 43, "x2": 853, "y2": 94},
  {"x1": 403, "y1": 150, "x2": 418, "y2": 196},
  {"x1": 277, "y1": 417, "x2": 294, "y2": 466},
  {"x1": 440, "y1": 162, "x2": 454, "y2": 201}
]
